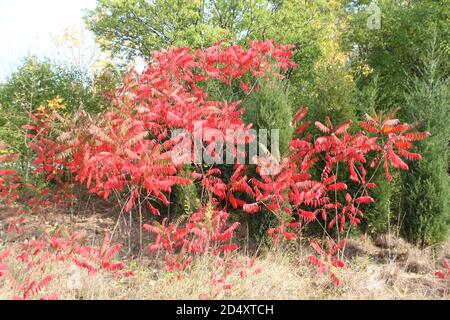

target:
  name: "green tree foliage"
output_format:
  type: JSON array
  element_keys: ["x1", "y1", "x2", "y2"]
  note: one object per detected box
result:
[
  {"x1": 243, "y1": 73, "x2": 293, "y2": 157},
  {"x1": 351, "y1": 73, "x2": 395, "y2": 235},
  {"x1": 84, "y1": 0, "x2": 351, "y2": 104},
  {"x1": 264, "y1": 0, "x2": 351, "y2": 107},
  {"x1": 344, "y1": 0, "x2": 449, "y2": 109},
  {"x1": 242, "y1": 73, "x2": 294, "y2": 240},
  {"x1": 399, "y1": 48, "x2": 450, "y2": 245},
  {"x1": 343, "y1": 1, "x2": 449, "y2": 240},
  {"x1": 307, "y1": 62, "x2": 357, "y2": 126},
  {"x1": 0, "y1": 57, "x2": 115, "y2": 154},
  {"x1": 84, "y1": 0, "x2": 260, "y2": 60}
]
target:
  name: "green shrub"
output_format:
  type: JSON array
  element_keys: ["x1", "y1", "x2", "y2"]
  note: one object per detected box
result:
[
  {"x1": 243, "y1": 73, "x2": 293, "y2": 157},
  {"x1": 0, "y1": 57, "x2": 114, "y2": 154},
  {"x1": 241, "y1": 73, "x2": 293, "y2": 240},
  {"x1": 399, "y1": 48, "x2": 450, "y2": 245}
]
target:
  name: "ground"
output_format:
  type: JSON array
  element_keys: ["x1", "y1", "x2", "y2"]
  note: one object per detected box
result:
[{"x1": 1, "y1": 200, "x2": 449, "y2": 300}]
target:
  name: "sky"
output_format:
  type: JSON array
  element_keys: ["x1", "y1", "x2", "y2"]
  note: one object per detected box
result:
[{"x1": 0, "y1": 0, "x2": 97, "y2": 81}]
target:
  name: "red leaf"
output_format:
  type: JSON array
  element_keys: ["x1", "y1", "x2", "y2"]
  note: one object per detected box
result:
[
  {"x1": 358, "y1": 121, "x2": 379, "y2": 134},
  {"x1": 314, "y1": 121, "x2": 330, "y2": 133},
  {"x1": 331, "y1": 259, "x2": 346, "y2": 268},
  {"x1": 345, "y1": 193, "x2": 352, "y2": 203},
  {"x1": 355, "y1": 196, "x2": 374, "y2": 204},
  {"x1": 243, "y1": 203, "x2": 260, "y2": 213},
  {"x1": 124, "y1": 197, "x2": 134, "y2": 213},
  {"x1": 327, "y1": 183, "x2": 347, "y2": 192},
  {"x1": 219, "y1": 244, "x2": 238, "y2": 252},
  {"x1": 239, "y1": 81, "x2": 249, "y2": 94},
  {"x1": 21, "y1": 125, "x2": 36, "y2": 130},
  {"x1": 330, "y1": 273, "x2": 340, "y2": 285},
  {"x1": 293, "y1": 107, "x2": 308, "y2": 124},
  {"x1": 403, "y1": 132, "x2": 430, "y2": 141},
  {"x1": 295, "y1": 121, "x2": 310, "y2": 136},
  {"x1": 0, "y1": 169, "x2": 16, "y2": 175},
  {"x1": 299, "y1": 209, "x2": 316, "y2": 222},
  {"x1": 310, "y1": 242, "x2": 324, "y2": 255}
]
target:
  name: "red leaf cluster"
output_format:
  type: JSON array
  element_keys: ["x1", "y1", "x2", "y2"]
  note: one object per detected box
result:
[
  {"x1": 247, "y1": 108, "x2": 427, "y2": 237},
  {"x1": 308, "y1": 238, "x2": 346, "y2": 285},
  {"x1": 435, "y1": 259, "x2": 450, "y2": 280},
  {"x1": 27, "y1": 41, "x2": 294, "y2": 214},
  {"x1": 0, "y1": 229, "x2": 131, "y2": 300},
  {"x1": 144, "y1": 203, "x2": 239, "y2": 271}
]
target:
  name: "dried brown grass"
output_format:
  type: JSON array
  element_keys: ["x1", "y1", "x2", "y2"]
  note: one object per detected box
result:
[{"x1": 1, "y1": 238, "x2": 448, "y2": 300}]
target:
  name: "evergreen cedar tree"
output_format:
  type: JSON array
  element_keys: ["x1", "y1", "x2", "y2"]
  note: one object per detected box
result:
[{"x1": 0, "y1": 41, "x2": 430, "y2": 293}]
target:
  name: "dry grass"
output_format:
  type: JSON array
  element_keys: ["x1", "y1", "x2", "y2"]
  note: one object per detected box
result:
[
  {"x1": 1, "y1": 207, "x2": 449, "y2": 300},
  {"x1": 1, "y1": 240, "x2": 448, "y2": 300}
]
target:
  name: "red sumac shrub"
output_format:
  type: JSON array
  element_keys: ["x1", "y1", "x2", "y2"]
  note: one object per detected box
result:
[
  {"x1": 1, "y1": 142, "x2": 131, "y2": 300},
  {"x1": 435, "y1": 259, "x2": 450, "y2": 280},
  {"x1": 143, "y1": 202, "x2": 240, "y2": 271},
  {"x1": 28, "y1": 40, "x2": 295, "y2": 216},
  {"x1": 23, "y1": 41, "x2": 428, "y2": 285}
]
